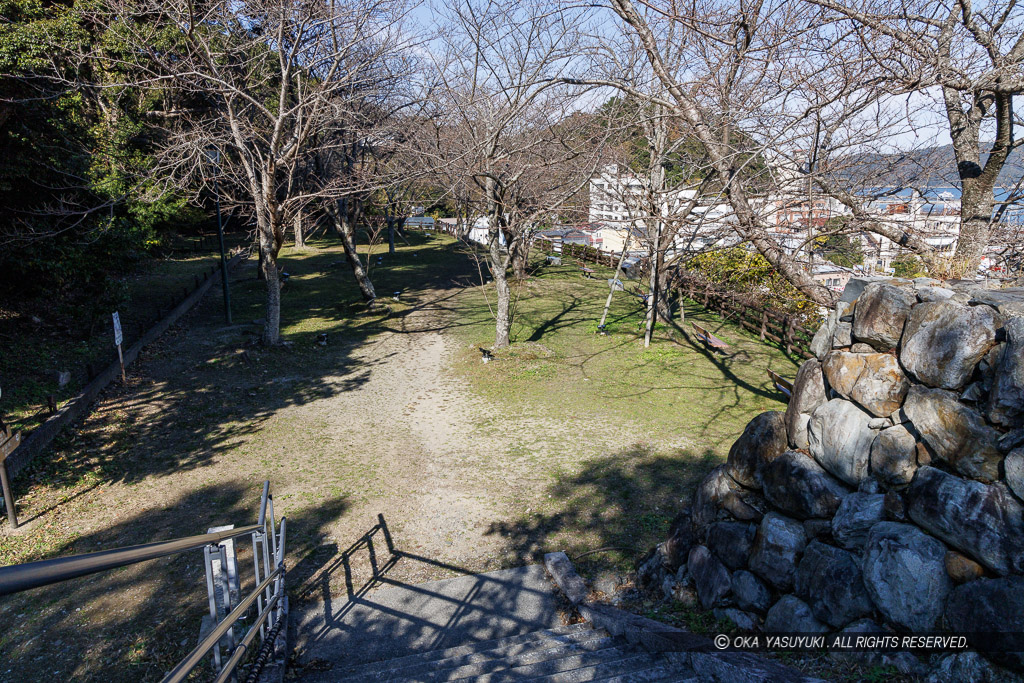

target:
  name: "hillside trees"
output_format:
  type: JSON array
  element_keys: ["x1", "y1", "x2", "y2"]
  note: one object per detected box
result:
[
  {"x1": 591, "y1": 0, "x2": 1020, "y2": 301},
  {"x1": 0, "y1": 0, "x2": 200, "y2": 301},
  {"x1": 80, "y1": 0, "x2": 419, "y2": 343},
  {"x1": 599, "y1": 0, "x2": 843, "y2": 306}
]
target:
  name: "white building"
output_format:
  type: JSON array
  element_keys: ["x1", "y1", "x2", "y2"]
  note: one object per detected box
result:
[{"x1": 588, "y1": 165, "x2": 736, "y2": 256}]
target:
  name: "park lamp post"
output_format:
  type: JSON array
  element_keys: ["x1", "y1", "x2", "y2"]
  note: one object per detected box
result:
[{"x1": 206, "y1": 147, "x2": 232, "y2": 324}]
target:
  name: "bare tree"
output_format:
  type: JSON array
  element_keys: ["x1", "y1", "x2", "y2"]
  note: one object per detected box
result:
[
  {"x1": 430, "y1": 0, "x2": 609, "y2": 348},
  {"x1": 808, "y1": 0, "x2": 1024, "y2": 277},
  {"x1": 580, "y1": 0, "x2": 1018, "y2": 304},
  {"x1": 84, "y1": 0, "x2": 418, "y2": 343}
]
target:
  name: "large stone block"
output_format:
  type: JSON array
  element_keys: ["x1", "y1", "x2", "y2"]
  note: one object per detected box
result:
[
  {"x1": 763, "y1": 595, "x2": 828, "y2": 634},
  {"x1": 945, "y1": 576, "x2": 1024, "y2": 671},
  {"x1": 969, "y1": 287, "x2": 1024, "y2": 317},
  {"x1": 916, "y1": 285, "x2": 955, "y2": 302},
  {"x1": 902, "y1": 385, "x2": 1003, "y2": 482},
  {"x1": 822, "y1": 351, "x2": 910, "y2": 417},
  {"x1": 795, "y1": 541, "x2": 875, "y2": 628},
  {"x1": 899, "y1": 301, "x2": 1000, "y2": 391},
  {"x1": 810, "y1": 310, "x2": 838, "y2": 360},
  {"x1": 761, "y1": 450, "x2": 850, "y2": 519},
  {"x1": 1006, "y1": 448, "x2": 1024, "y2": 501},
  {"x1": 691, "y1": 465, "x2": 767, "y2": 532},
  {"x1": 906, "y1": 466, "x2": 1024, "y2": 575},
  {"x1": 747, "y1": 512, "x2": 807, "y2": 591},
  {"x1": 832, "y1": 321, "x2": 852, "y2": 348},
  {"x1": 989, "y1": 316, "x2": 1024, "y2": 428},
  {"x1": 731, "y1": 570, "x2": 771, "y2": 613},
  {"x1": 852, "y1": 282, "x2": 917, "y2": 350},
  {"x1": 661, "y1": 510, "x2": 695, "y2": 571},
  {"x1": 727, "y1": 411, "x2": 788, "y2": 489},
  {"x1": 785, "y1": 359, "x2": 828, "y2": 449},
  {"x1": 869, "y1": 424, "x2": 919, "y2": 487},
  {"x1": 862, "y1": 521, "x2": 952, "y2": 632},
  {"x1": 688, "y1": 544, "x2": 732, "y2": 609},
  {"x1": 831, "y1": 492, "x2": 886, "y2": 550},
  {"x1": 705, "y1": 521, "x2": 756, "y2": 571},
  {"x1": 808, "y1": 399, "x2": 876, "y2": 485},
  {"x1": 840, "y1": 276, "x2": 889, "y2": 304}
]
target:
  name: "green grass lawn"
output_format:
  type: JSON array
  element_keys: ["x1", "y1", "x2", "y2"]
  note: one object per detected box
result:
[
  {"x1": 0, "y1": 232, "x2": 813, "y2": 682},
  {"x1": 447, "y1": 250, "x2": 801, "y2": 454},
  {"x1": 432, "y1": 246, "x2": 802, "y2": 573}
]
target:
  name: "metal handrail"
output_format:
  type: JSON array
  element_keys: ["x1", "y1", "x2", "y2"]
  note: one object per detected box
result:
[
  {"x1": 257, "y1": 480, "x2": 270, "y2": 527},
  {"x1": 0, "y1": 523, "x2": 262, "y2": 596},
  {"x1": 213, "y1": 593, "x2": 282, "y2": 683},
  {"x1": 162, "y1": 565, "x2": 283, "y2": 683},
  {"x1": 0, "y1": 480, "x2": 286, "y2": 682}
]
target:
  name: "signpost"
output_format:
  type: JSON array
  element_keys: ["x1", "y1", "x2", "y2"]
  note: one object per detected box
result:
[
  {"x1": 113, "y1": 311, "x2": 126, "y2": 383},
  {"x1": 0, "y1": 389, "x2": 19, "y2": 529}
]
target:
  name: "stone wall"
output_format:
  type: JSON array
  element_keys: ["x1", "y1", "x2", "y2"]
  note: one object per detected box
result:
[{"x1": 638, "y1": 277, "x2": 1024, "y2": 674}]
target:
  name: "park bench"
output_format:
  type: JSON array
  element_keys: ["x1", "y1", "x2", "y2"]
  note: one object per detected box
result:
[
  {"x1": 580, "y1": 267, "x2": 595, "y2": 278},
  {"x1": 767, "y1": 369, "x2": 793, "y2": 398},
  {"x1": 692, "y1": 322, "x2": 730, "y2": 352}
]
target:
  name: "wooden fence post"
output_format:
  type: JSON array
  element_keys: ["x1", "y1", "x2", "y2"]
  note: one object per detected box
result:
[{"x1": 760, "y1": 310, "x2": 767, "y2": 341}]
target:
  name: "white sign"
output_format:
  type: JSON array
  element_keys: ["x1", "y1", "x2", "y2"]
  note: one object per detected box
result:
[{"x1": 112, "y1": 311, "x2": 123, "y2": 347}]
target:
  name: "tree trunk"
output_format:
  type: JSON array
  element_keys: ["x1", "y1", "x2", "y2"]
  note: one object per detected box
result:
[
  {"x1": 328, "y1": 200, "x2": 376, "y2": 302},
  {"x1": 599, "y1": 234, "x2": 633, "y2": 330},
  {"x1": 643, "y1": 248, "x2": 658, "y2": 347},
  {"x1": 490, "y1": 232, "x2": 512, "y2": 349},
  {"x1": 259, "y1": 228, "x2": 281, "y2": 345},
  {"x1": 945, "y1": 89, "x2": 1011, "y2": 277},
  {"x1": 656, "y1": 265, "x2": 672, "y2": 323},
  {"x1": 294, "y1": 212, "x2": 305, "y2": 249},
  {"x1": 611, "y1": 0, "x2": 836, "y2": 307},
  {"x1": 387, "y1": 217, "x2": 397, "y2": 255},
  {"x1": 510, "y1": 234, "x2": 529, "y2": 280}
]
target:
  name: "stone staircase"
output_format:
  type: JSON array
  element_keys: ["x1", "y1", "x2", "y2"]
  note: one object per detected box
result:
[
  {"x1": 305, "y1": 622, "x2": 694, "y2": 682},
  {"x1": 288, "y1": 555, "x2": 814, "y2": 683}
]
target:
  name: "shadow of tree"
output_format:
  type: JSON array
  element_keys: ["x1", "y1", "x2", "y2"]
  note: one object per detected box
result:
[
  {"x1": 486, "y1": 444, "x2": 719, "y2": 574},
  {"x1": 8, "y1": 233, "x2": 483, "y2": 509},
  {"x1": 0, "y1": 480, "x2": 347, "y2": 683}
]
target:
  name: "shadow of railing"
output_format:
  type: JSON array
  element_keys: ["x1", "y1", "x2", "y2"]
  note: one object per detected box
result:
[{"x1": 291, "y1": 514, "x2": 568, "y2": 671}]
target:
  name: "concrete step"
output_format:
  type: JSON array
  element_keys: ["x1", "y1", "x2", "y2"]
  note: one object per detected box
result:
[
  {"x1": 334, "y1": 625, "x2": 612, "y2": 682},
  {"x1": 446, "y1": 647, "x2": 649, "y2": 683},
  {"x1": 513, "y1": 652, "x2": 690, "y2": 683},
  {"x1": 294, "y1": 564, "x2": 566, "y2": 676},
  {"x1": 585, "y1": 662, "x2": 700, "y2": 683},
  {"x1": 334, "y1": 623, "x2": 597, "y2": 680}
]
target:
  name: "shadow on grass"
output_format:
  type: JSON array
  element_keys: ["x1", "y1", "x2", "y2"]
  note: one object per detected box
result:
[
  {"x1": 10, "y1": 233, "x2": 485, "y2": 506},
  {"x1": 0, "y1": 480, "x2": 347, "y2": 683},
  {"x1": 486, "y1": 443, "x2": 719, "y2": 572}
]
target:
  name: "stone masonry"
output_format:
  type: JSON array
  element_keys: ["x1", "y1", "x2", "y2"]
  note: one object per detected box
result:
[{"x1": 637, "y1": 278, "x2": 1024, "y2": 674}]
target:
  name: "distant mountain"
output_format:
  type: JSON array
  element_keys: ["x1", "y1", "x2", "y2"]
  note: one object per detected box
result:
[{"x1": 840, "y1": 143, "x2": 1024, "y2": 190}]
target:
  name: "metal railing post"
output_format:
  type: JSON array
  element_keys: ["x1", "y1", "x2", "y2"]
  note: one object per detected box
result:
[
  {"x1": 203, "y1": 545, "x2": 224, "y2": 672},
  {"x1": 252, "y1": 530, "x2": 266, "y2": 640},
  {"x1": 216, "y1": 544, "x2": 237, "y2": 656},
  {"x1": 275, "y1": 517, "x2": 287, "y2": 622}
]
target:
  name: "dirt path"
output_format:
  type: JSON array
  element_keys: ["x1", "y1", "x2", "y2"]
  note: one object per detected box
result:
[
  {"x1": 277, "y1": 287, "x2": 513, "y2": 584},
  {"x1": 0, "y1": 247, "x2": 709, "y2": 681}
]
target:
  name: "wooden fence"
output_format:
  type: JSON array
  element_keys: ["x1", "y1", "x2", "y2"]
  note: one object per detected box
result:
[
  {"x1": 678, "y1": 278, "x2": 816, "y2": 359},
  {"x1": 5, "y1": 252, "x2": 247, "y2": 479}
]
